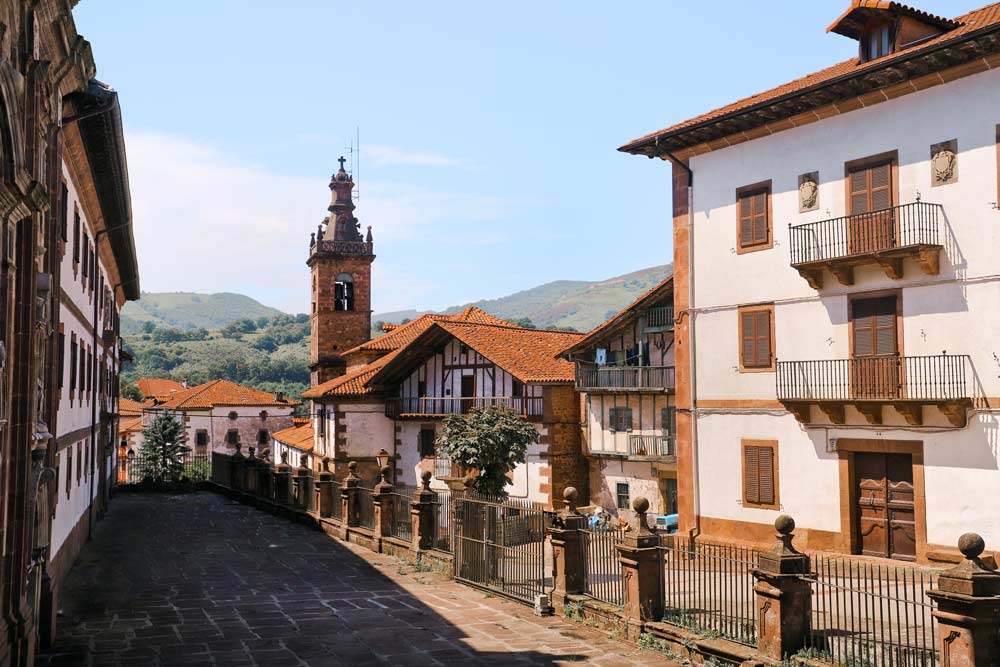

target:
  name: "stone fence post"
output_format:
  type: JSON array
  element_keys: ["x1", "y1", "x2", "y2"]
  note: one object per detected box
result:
[
  {"x1": 317, "y1": 457, "x2": 335, "y2": 518},
  {"x1": 550, "y1": 487, "x2": 586, "y2": 612},
  {"x1": 411, "y1": 471, "x2": 437, "y2": 553},
  {"x1": 293, "y1": 454, "x2": 312, "y2": 511},
  {"x1": 244, "y1": 448, "x2": 258, "y2": 495},
  {"x1": 617, "y1": 497, "x2": 663, "y2": 626},
  {"x1": 752, "y1": 515, "x2": 812, "y2": 661},
  {"x1": 274, "y1": 451, "x2": 292, "y2": 505},
  {"x1": 229, "y1": 444, "x2": 245, "y2": 492},
  {"x1": 373, "y1": 465, "x2": 394, "y2": 546},
  {"x1": 257, "y1": 455, "x2": 272, "y2": 501},
  {"x1": 341, "y1": 461, "x2": 360, "y2": 536},
  {"x1": 928, "y1": 533, "x2": 1000, "y2": 667}
]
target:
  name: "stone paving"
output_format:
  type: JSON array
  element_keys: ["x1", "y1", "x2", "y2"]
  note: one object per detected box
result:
[{"x1": 37, "y1": 491, "x2": 678, "y2": 666}]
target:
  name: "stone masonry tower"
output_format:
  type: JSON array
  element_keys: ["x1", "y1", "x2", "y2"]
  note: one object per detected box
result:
[{"x1": 308, "y1": 157, "x2": 375, "y2": 385}]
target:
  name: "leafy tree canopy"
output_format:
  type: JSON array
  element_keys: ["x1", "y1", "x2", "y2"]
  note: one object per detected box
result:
[{"x1": 435, "y1": 406, "x2": 538, "y2": 497}]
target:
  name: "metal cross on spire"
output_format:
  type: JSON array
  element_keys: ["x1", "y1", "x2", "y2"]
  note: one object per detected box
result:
[{"x1": 338, "y1": 155, "x2": 347, "y2": 170}]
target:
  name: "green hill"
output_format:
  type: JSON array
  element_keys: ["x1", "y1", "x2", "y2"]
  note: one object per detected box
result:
[
  {"x1": 121, "y1": 292, "x2": 284, "y2": 334},
  {"x1": 373, "y1": 264, "x2": 672, "y2": 334}
]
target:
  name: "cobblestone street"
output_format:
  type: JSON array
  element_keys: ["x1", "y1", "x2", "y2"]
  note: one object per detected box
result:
[{"x1": 37, "y1": 492, "x2": 677, "y2": 666}]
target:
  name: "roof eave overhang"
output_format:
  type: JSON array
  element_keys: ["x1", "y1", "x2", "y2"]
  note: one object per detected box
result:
[{"x1": 620, "y1": 23, "x2": 1000, "y2": 159}]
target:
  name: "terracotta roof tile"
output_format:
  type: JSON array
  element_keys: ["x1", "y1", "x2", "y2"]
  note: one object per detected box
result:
[
  {"x1": 118, "y1": 398, "x2": 150, "y2": 417},
  {"x1": 118, "y1": 416, "x2": 143, "y2": 437},
  {"x1": 136, "y1": 378, "x2": 185, "y2": 400},
  {"x1": 272, "y1": 422, "x2": 314, "y2": 452},
  {"x1": 344, "y1": 306, "x2": 512, "y2": 355},
  {"x1": 301, "y1": 352, "x2": 396, "y2": 399},
  {"x1": 621, "y1": 2, "x2": 1000, "y2": 154},
  {"x1": 156, "y1": 379, "x2": 300, "y2": 410},
  {"x1": 561, "y1": 275, "x2": 673, "y2": 357}
]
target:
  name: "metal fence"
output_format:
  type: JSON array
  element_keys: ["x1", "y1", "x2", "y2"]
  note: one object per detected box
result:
[
  {"x1": 356, "y1": 487, "x2": 375, "y2": 530},
  {"x1": 788, "y1": 202, "x2": 942, "y2": 265},
  {"x1": 433, "y1": 491, "x2": 452, "y2": 553},
  {"x1": 118, "y1": 452, "x2": 211, "y2": 485},
  {"x1": 388, "y1": 485, "x2": 416, "y2": 542},
  {"x1": 803, "y1": 556, "x2": 940, "y2": 667},
  {"x1": 581, "y1": 526, "x2": 624, "y2": 606},
  {"x1": 661, "y1": 538, "x2": 760, "y2": 646}
]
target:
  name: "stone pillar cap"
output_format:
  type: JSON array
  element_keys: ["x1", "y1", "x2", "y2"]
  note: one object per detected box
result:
[
  {"x1": 757, "y1": 515, "x2": 810, "y2": 576},
  {"x1": 937, "y1": 533, "x2": 1000, "y2": 597}
]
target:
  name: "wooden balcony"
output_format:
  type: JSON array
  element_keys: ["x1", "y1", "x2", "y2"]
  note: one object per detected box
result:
[
  {"x1": 575, "y1": 364, "x2": 675, "y2": 393},
  {"x1": 788, "y1": 202, "x2": 943, "y2": 289},
  {"x1": 589, "y1": 435, "x2": 676, "y2": 462},
  {"x1": 385, "y1": 396, "x2": 543, "y2": 420},
  {"x1": 776, "y1": 354, "x2": 973, "y2": 427},
  {"x1": 643, "y1": 306, "x2": 674, "y2": 332}
]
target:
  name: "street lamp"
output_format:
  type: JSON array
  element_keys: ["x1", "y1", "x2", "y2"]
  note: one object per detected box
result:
[{"x1": 375, "y1": 448, "x2": 390, "y2": 470}]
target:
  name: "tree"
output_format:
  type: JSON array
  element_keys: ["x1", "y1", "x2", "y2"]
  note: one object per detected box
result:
[
  {"x1": 137, "y1": 411, "x2": 190, "y2": 482},
  {"x1": 512, "y1": 317, "x2": 536, "y2": 329},
  {"x1": 140, "y1": 321, "x2": 156, "y2": 334},
  {"x1": 435, "y1": 406, "x2": 539, "y2": 497},
  {"x1": 120, "y1": 378, "x2": 143, "y2": 402}
]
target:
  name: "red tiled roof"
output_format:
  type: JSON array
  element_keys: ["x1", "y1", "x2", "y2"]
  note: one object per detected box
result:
[
  {"x1": 136, "y1": 378, "x2": 185, "y2": 400},
  {"x1": 301, "y1": 351, "x2": 396, "y2": 399},
  {"x1": 118, "y1": 398, "x2": 150, "y2": 417},
  {"x1": 436, "y1": 322, "x2": 583, "y2": 383},
  {"x1": 560, "y1": 275, "x2": 673, "y2": 357},
  {"x1": 118, "y1": 416, "x2": 143, "y2": 437},
  {"x1": 344, "y1": 306, "x2": 512, "y2": 355},
  {"x1": 620, "y1": 2, "x2": 1000, "y2": 154},
  {"x1": 156, "y1": 379, "x2": 300, "y2": 410},
  {"x1": 828, "y1": 2, "x2": 958, "y2": 38},
  {"x1": 272, "y1": 422, "x2": 314, "y2": 452}
]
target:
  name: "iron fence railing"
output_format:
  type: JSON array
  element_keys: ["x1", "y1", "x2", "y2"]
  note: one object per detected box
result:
[
  {"x1": 644, "y1": 305, "x2": 675, "y2": 330},
  {"x1": 388, "y1": 485, "x2": 417, "y2": 542},
  {"x1": 357, "y1": 487, "x2": 375, "y2": 530},
  {"x1": 575, "y1": 364, "x2": 676, "y2": 391},
  {"x1": 661, "y1": 538, "x2": 761, "y2": 646},
  {"x1": 627, "y1": 434, "x2": 675, "y2": 458},
  {"x1": 385, "y1": 396, "x2": 543, "y2": 419},
  {"x1": 434, "y1": 456, "x2": 457, "y2": 479},
  {"x1": 582, "y1": 526, "x2": 625, "y2": 607},
  {"x1": 118, "y1": 452, "x2": 211, "y2": 485},
  {"x1": 802, "y1": 555, "x2": 940, "y2": 667},
  {"x1": 789, "y1": 202, "x2": 943, "y2": 266},
  {"x1": 776, "y1": 355, "x2": 973, "y2": 402},
  {"x1": 434, "y1": 491, "x2": 452, "y2": 553}
]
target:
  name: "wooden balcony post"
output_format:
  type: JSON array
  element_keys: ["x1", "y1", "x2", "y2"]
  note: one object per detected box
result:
[
  {"x1": 928, "y1": 533, "x2": 1000, "y2": 667},
  {"x1": 616, "y1": 497, "x2": 663, "y2": 624},
  {"x1": 550, "y1": 487, "x2": 586, "y2": 612},
  {"x1": 411, "y1": 471, "x2": 437, "y2": 552},
  {"x1": 752, "y1": 515, "x2": 812, "y2": 661}
]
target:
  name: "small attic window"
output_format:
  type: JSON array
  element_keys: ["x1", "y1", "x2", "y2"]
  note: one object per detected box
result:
[{"x1": 862, "y1": 24, "x2": 893, "y2": 62}]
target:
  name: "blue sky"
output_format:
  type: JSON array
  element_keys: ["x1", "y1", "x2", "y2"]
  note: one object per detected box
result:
[{"x1": 73, "y1": 0, "x2": 980, "y2": 315}]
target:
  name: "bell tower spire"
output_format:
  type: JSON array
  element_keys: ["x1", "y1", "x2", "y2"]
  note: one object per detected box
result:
[{"x1": 307, "y1": 157, "x2": 375, "y2": 385}]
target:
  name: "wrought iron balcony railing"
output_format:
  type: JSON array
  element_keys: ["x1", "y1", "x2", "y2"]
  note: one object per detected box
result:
[
  {"x1": 575, "y1": 364, "x2": 676, "y2": 392},
  {"x1": 628, "y1": 434, "x2": 675, "y2": 459},
  {"x1": 776, "y1": 354, "x2": 972, "y2": 403},
  {"x1": 643, "y1": 306, "x2": 674, "y2": 331},
  {"x1": 385, "y1": 396, "x2": 543, "y2": 419},
  {"x1": 788, "y1": 202, "x2": 942, "y2": 266}
]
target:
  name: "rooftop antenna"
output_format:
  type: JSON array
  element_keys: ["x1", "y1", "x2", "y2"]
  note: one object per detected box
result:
[{"x1": 343, "y1": 126, "x2": 360, "y2": 202}]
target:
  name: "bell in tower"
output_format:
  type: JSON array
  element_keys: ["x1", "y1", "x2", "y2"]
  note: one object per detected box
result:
[{"x1": 307, "y1": 156, "x2": 376, "y2": 385}]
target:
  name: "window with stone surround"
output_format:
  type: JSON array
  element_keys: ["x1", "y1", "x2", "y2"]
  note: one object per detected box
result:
[
  {"x1": 195, "y1": 430, "x2": 208, "y2": 449},
  {"x1": 736, "y1": 181, "x2": 772, "y2": 253},
  {"x1": 742, "y1": 439, "x2": 778, "y2": 510},
  {"x1": 257, "y1": 430, "x2": 269, "y2": 446},
  {"x1": 615, "y1": 482, "x2": 630, "y2": 511},
  {"x1": 739, "y1": 304, "x2": 775, "y2": 371},
  {"x1": 226, "y1": 430, "x2": 239, "y2": 446}
]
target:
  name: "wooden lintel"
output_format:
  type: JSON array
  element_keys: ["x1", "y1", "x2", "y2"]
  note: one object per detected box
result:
[
  {"x1": 829, "y1": 264, "x2": 854, "y2": 286},
  {"x1": 915, "y1": 247, "x2": 941, "y2": 276},
  {"x1": 876, "y1": 256, "x2": 904, "y2": 280},
  {"x1": 938, "y1": 401, "x2": 967, "y2": 428},
  {"x1": 818, "y1": 403, "x2": 845, "y2": 424},
  {"x1": 854, "y1": 403, "x2": 883, "y2": 425},
  {"x1": 891, "y1": 402, "x2": 923, "y2": 426},
  {"x1": 796, "y1": 268, "x2": 823, "y2": 290},
  {"x1": 785, "y1": 403, "x2": 812, "y2": 424}
]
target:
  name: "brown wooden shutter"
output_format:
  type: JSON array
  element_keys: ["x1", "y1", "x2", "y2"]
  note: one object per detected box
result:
[
  {"x1": 744, "y1": 446, "x2": 760, "y2": 504},
  {"x1": 870, "y1": 163, "x2": 891, "y2": 211},
  {"x1": 741, "y1": 312, "x2": 755, "y2": 366},
  {"x1": 738, "y1": 190, "x2": 769, "y2": 248},
  {"x1": 852, "y1": 297, "x2": 897, "y2": 357},
  {"x1": 755, "y1": 311, "x2": 771, "y2": 366},
  {"x1": 849, "y1": 162, "x2": 893, "y2": 215},
  {"x1": 739, "y1": 196, "x2": 754, "y2": 246},
  {"x1": 752, "y1": 192, "x2": 768, "y2": 244},
  {"x1": 758, "y1": 446, "x2": 775, "y2": 505}
]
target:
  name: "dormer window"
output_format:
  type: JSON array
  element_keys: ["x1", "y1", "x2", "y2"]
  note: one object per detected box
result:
[
  {"x1": 334, "y1": 273, "x2": 354, "y2": 311},
  {"x1": 863, "y1": 23, "x2": 893, "y2": 62}
]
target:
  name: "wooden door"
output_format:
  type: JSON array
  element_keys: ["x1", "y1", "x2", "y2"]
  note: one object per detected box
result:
[
  {"x1": 851, "y1": 296, "x2": 899, "y2": 399},
  {"x1": 460, "y1": 374, "x2": 476, "y2": 414},
  {"x1": 848, "y1": 161, "x2": 895, "y2": 254},
  {"x1": 855, "y1": 453, "x2": 916, "y2": 561}
]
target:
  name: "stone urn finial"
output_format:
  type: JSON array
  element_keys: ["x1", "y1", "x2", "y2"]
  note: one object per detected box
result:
[
  {"x1": 300, "y1": 454, "x2": 309, "y2": 470},
  {"x1": 562, "y1": 486, "x2": 579, "y2": 516},
  {"x1": 936, "y1": 533, "x2": 1000, "y2": 597},
  {"x1": 420, "y1": 470, "x2": 432, "y2": 491},
  {"x1": 632, "y1": 496, "x2": 652, "y2": 535},
  {"x1": 346, "y1": 460, "x2": 358, "y2": 480},
  {"x1": 280, "y1": 450, "x2": 289, "y2": 465},
  {"x1": 247, "y1": 446, "x2": 255, "y2": 459},
  {"x1": 323, "y1": 456, "x2": 332, "y2": 473}
]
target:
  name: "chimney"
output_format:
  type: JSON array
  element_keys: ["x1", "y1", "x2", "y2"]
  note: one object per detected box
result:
[
  {"x1": 276, "y1": 391, "x2": 286, "y2": 403},
  {"x1": 181, "y1": 378, "x2": 189, "y2": 389}
]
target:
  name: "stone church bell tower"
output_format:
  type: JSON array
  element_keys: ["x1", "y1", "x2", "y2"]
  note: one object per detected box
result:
[{"x1": 307, "y1": 157, "x2": 375, "y2": 385}]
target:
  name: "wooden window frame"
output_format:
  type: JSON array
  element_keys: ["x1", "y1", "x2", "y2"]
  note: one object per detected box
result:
[
  {"x1": 609, "y1": 406, "x2": 633, "y2": 433},
  {"x1": 419, "y1": 427, "x2": 436, "y2": 459},
  {"x1": 742, "y1": 439, "x2": 779, "y2": 510},
  {"x1": 844, "y1": 150, "x2": 899, "y2": 215},
  {"x1": 615, "y1": 482, "x2": 630, "y2": 511},
  {"x1": 735, "y1": 180, "x2": 773, "y2": 254},
  {"x1": 738, "y1": 304, "x2": 775, "y2": 372},
  {"x1": 847, "y1": 289, "x2": 903, "y2": 359}
]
